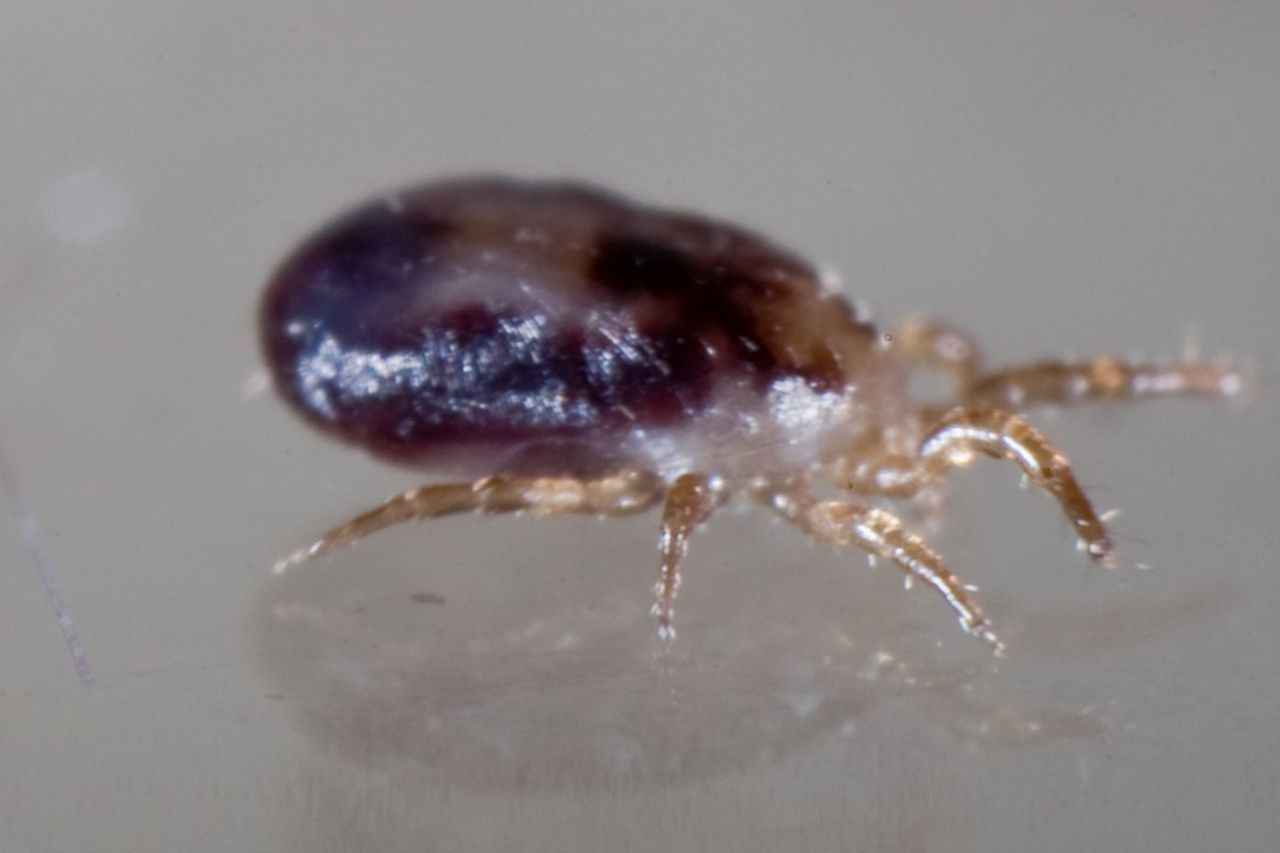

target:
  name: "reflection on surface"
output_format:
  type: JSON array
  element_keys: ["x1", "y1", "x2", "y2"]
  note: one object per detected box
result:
[{"x1": 254, "y1": 523, "x2": 1110, "y2": 791}]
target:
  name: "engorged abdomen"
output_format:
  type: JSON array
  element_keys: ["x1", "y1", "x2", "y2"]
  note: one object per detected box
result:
[{"x1": 260, "y1": 177, "x2": 884, "y2": 478}]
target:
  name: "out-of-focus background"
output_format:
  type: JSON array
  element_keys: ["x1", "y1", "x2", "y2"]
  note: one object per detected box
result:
[{"x1": 2, "y1": 3, "x2": 1277, "y2": 851}]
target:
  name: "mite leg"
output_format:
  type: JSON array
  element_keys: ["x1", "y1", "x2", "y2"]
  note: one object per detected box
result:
[
  {"x1": 273, "y1": 469, "x2": 662, "y2": 574},
  {"x1": 838, "y1": 315, "x2": 970, "y2": 501},
  {"x1": 887, "y1": 317, "x2": 984, "y2": 392},
  {"x1": 653, "y1": 474, "x2": 725, "y2": 640},
  {"x1": 923, "y1": 408, "x2": 1113, "y2": 563},
  {"x1": 761, "y1": 487, "x2": 1002, "y2": 652},
  {"x1": 844, "y1": 408, "x2": 1114, "y2": 564},
  {"x1": 963, "y1": 355, "x2": 1248, "y2": 409}
]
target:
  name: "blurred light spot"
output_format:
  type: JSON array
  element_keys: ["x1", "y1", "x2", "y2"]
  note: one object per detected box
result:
[{"x1": 39, "y1": 168, "x2": 133, "y2": 248}]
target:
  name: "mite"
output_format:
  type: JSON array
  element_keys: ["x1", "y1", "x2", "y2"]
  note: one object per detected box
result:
[{"x1": 262, "y1": 176, "x2": 1245, "y2": 651}]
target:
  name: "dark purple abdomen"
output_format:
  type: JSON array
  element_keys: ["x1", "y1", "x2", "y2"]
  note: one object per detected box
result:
[{"x1": 261, "y1": 177, "x2": 869, "y2": 465}]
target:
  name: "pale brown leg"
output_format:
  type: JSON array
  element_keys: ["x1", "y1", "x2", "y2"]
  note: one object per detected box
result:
[
  {"x1": 964, "y1": 355, "x2": 1248, "y2": 409},
  {"x1": 761, "y1": 486, "x2": 1003, "y2": 652},
  {"x1": 273, "y1": 469, "x2": 662, "y2": 574},
  {"x1": 844, "y1": 408, "x2": 1114, "y2": 565},
  {"x1": 653, "y1": 473, "x2": 725, "y2": 640},
  {"x1": 922, "y1": 408, "x2": 1113, "y2": 563},
  {"x1": 887, "y1": 318, "x2": 984, "y2": 392}
]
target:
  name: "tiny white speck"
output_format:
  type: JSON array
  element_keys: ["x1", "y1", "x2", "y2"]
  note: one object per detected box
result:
[
  {"x1": 817, "y1": 262, "x2": 845, "y2": 294},
  {"x1": 787, "y1": 691, "x2": 821, "y2": 718},
  {"x1": 515, "y1": 226, "x2": 550, "y2": 244}
]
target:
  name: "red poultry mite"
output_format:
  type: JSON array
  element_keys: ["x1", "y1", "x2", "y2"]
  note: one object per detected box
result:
[{"x1": 261, "y1": 176, "x2": 1245, "y2": 652}]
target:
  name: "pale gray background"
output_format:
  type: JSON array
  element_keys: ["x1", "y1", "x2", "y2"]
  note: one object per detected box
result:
[{"x1": 2, "y1": 3, "x2": 1278, "y2": 852}]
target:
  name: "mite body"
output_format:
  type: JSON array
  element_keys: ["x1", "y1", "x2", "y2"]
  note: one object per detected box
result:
[{"x1": 263, "y1": 176, "x2": 1244, "y2": 650}]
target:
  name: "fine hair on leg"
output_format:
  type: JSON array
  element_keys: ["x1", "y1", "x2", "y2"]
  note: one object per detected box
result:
[
  {"x1": 760, "y1": 486, "x2": 1003, "y2": 653},
  {"x1": 841, "y1": 408, "x2": 1115, "y2": 565}
]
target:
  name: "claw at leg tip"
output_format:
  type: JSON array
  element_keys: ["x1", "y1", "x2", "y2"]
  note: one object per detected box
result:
[
  {"x1": 1090, "y1": 541, "x2": 1119, "y2": 571},
  {"x1": 652, "y1": 601, "x2": 677, "y2": 642},
  {"x1": 1086, "y1": 538, "x2": 1116, "y2": 568},
  {"x1": 965, "y1": 617, "x2": 1005, "y2": 656}
]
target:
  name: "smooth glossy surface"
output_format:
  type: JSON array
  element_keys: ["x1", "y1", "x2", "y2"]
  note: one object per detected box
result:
[{"x1": 262, "y1": 178, "x2": 881, "y2": 479}]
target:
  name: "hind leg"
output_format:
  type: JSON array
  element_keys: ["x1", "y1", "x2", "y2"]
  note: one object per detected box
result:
[{"x1": 273, "y1": 469, "x2": 663, "y2": 573}]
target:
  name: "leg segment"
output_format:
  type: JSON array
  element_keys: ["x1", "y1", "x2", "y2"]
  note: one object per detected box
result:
[
  {"x1": 887, "y1": 318, "x2": 984, "y2": 393},
  {"x1": 273, "y1": 469, "x2": 662, "y2": 574},
  {"x1": 963, "y1": 356, "x2": 1248, "y2": 409},
  {"x1": 761, "y1": 487, "x2": 1002, "y2": 652},
  {"x1": 921, "y1": 408, "x2": 1113, "y2": 563},
  {"x1": 844, "y1": 408, "x2": 1114, "y2": 565},
  {"x1": 653, "y1": 474, "x2": 725, "y2": 640}
]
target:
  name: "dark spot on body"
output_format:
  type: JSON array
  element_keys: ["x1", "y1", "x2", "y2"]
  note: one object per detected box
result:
[
  {"x1": 588, "y1": 233, "x2": 784, "y2": 377},
  {"x1": 588, "y1": 235, "x2": 697, "y2": 298}
]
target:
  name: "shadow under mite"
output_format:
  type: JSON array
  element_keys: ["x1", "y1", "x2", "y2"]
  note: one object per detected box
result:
[{"x1": 243, "y1": 514, "x2": 1220, "y2": 791}]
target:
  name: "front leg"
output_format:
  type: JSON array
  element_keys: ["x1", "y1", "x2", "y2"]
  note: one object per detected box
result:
[
  {"x1": 844, "y1": 408, "x2": 1114, "y2": 565},
  {"x1": 886, "y1": 317, "x2": 984, "y2": 394},
  {"x1": 964, "y1": 355, "x2": 1248, "y2": 409},
  {"x1": 273, "y1": 469, "x2": 663, "y2": 573},
  {"x1": 761, "y1": 486, "x2": 1002, "y2": 652}
]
